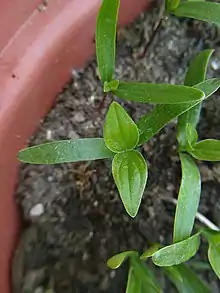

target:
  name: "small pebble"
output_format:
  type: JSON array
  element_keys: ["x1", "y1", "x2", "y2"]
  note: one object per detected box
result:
[
  {"x1": 166, "y1": 184, "x2": 175, "y2": 192},
  {"x1": 90, "y1": 95, "x2": 96, "y2": 102},
  {"x1": 74, "y1": 112, "x2": 85, "y2": 122},
  {"x1": 211, "y1": 59, "x2": 220, "y2": 71},
  {"x1": 29, "y1": 203, "x2": 44, "y2": 217},
  {"x1": 93, "y1": 200, "x2": 99, "y2": 207},
  {"x1": 47, "y1": 176, "x2": 53, "y2": 182},
  {"x1": 110, "y1": 271, "x2": 116, "y2": 278},
  {"x1": 168, "y1": 40, "x2": 174, "y2": 50},
  {"x1": 46, "y1": 129, "x2": 52, "y2": 140}
]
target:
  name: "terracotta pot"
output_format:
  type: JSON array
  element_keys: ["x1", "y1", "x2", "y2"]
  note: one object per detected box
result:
[{"x1": 0, "y1": 0, "x2": 149, "y2": 291}]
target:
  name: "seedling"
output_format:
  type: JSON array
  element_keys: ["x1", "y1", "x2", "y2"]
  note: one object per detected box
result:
[{"x1": 18, "y1": 0, "x2": 220, "y2": 291}]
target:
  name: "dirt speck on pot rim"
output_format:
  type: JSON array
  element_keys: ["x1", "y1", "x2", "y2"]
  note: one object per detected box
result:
[{"x1": 15, "y1": 6, "x2": 220, "y2": 293}]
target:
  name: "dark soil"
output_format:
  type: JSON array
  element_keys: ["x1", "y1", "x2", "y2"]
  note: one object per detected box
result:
[{"x1": 14, "y1": 5, "x2": 220, "y2": 293}]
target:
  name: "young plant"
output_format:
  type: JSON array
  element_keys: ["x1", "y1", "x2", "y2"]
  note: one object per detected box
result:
[
  {"x1": 18, "y1": 0, "x2": 220, "y2": 291},
  {"x1": 107, "y1": 226, "x2": 220, "y2": 292},
  {"x1": 107, "y1": 247, "x2": 213, "y2": 292}
]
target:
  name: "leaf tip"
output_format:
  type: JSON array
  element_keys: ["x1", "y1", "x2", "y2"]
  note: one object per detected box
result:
[
  {"x1": 127, "y1": 209, "x2": 137, "y2": 218},
  {"x1": 107, "y1": 259, "x2": 118, "y2": 270},
  {"x1": 17, "y1": 149, "x2": 25, "y2": 162},
  {"x1": 124, "y1": 198, "x2": 140, "y2": 219}
]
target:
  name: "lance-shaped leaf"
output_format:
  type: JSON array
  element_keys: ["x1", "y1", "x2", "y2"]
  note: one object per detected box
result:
[
  {"x1": 173, "y1": 153, "x2": 201, "y2": 243},
  {"x1": 202, "y1": 229, "x2": 220, "y2": 279},
  {"x1": 96, "y1": 0, "x2": 120, "y2": 83},
  {"x1": 137, "y1": 78, "x2": 220, "y2": 145},
  {"x1": 177, "y1": 49, "x2": 214, "y2": 148},
  {"x1": 107, "y1": 251, "x2": 138, "y2": 269},
  {"x1": 112, "y1": 150, "x2": 148, "y2": 217},
  {"x1": 184, "y1": 50, "x2": 214, "y2": 87},
  {"x1": 190, "y1": 139, "x2": 220, "y2": 161},
  {"x1": 202, "y1": 229, "x2": 220, "y2": 242},
  {"x1": 113, "y1": 82, "x2": 204, "y2": 104},
  {"x1": 131, "y1": 258, "x2": 162, "y2": 293},
  {"x1": 18, "y1": 138, "x2": 114, "y2": 164},
  {"x1": 164, "y1": 264, "x2": 211, "y2": 293},
  {"x1": 104, "y1": 102, "x2": 139, "y2": 153},
  {"x1": 208, "y1": 244, "x2": 220, "y2": 279},
  {"x1": 152, "y1": 233, "x2": 200, "y2": 267},
  {"x1": 126, "y1": 266, "x2": 141, "y2": 293},
  {"x1": 174, "y1": 2, "x2": 220, "y2": 26}
]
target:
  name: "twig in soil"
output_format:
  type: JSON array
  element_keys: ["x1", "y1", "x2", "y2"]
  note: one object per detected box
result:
[
  {"x1": 138, "y1": 17, "x2": 165, "y2": 59},
  {"x1": 97, "y1": 93, "x2": 108, "y2": 113},
  {"x1": 138, "y1": 2, "x2": 166, "y2": 58},
  {"x1": 162, "y1": 197, "x2": 220, "y2": 231}
]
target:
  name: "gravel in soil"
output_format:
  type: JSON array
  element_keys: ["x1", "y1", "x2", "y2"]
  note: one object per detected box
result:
[{"x1": 14, "y1": 5, "x2": 220, "y2": 293}]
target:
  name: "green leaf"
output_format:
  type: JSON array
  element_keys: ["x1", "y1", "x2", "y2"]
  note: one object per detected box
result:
[
  {"x1": 190, "y1": 139, "x2": 220, "y2": 161},
  {"x1": 185, "y1": 123, "x2": 198, "y2": 150},
  {"x1": 96, "y1": 0, "x2": 120, "y2": 83},
  {"x1": 194, "y1": 78, "x2": 220, "y2": 95},
  {"x1": 104, "y1": 79, "x2": 120, "y2": 92},
  {"x1": 202, "y1": 228, "x2": 220, "y2": 243},
  {"x1": 107, "y1": 251, "x2": 138, "y2": 269},
  {"x1": 140, "y1": 244, "x2": 161, "y2": 260},
  {"x1": 184, "y1": 50, "x2": 214, "y2": 87},
  {"x1": 202, "y1": 229, "x2": 220, "y2": 278},
  {"x1": 174, "y1": 2, "x2": 220, "y2": 26},
  {"x1": 164, "y1": 264, "x2": 211, "y2": 293},
  {"x1": 113, "y1": 82, "x2": 204, "y2": 104},
  {"x1": 177, "y1": 49, "x2": 214, "y2": 148},
  {"x1": 208, "y1": 244, "x2": 220, "y2": 278},
  {"x1": 152, "y1": 233, "x2": 200, "y2": 267},
  {"x1": 137, "y1": 78, "x2": 220, "y2": 145},
  {"x1": 18, "y1": 138, "x2": 114, "y2": 164},
  {"x1": 173, "y1": 153, "x2": 201, "y2": 243},
  {"x1": 131, "y1": 258, "x2": 162, "y2": 293},
  {"x1": 104, "y1": 102, "x2": 139, "y2": 153},
  {"x1": 112, "y1": 150, "x2": 148, "y2": 217},
  {"x1": 166, "y1": 0, "x2": 180, "y2": 12},
  {"x1": 126, "y1": 266, "x2": 141, "y2": 293}
]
